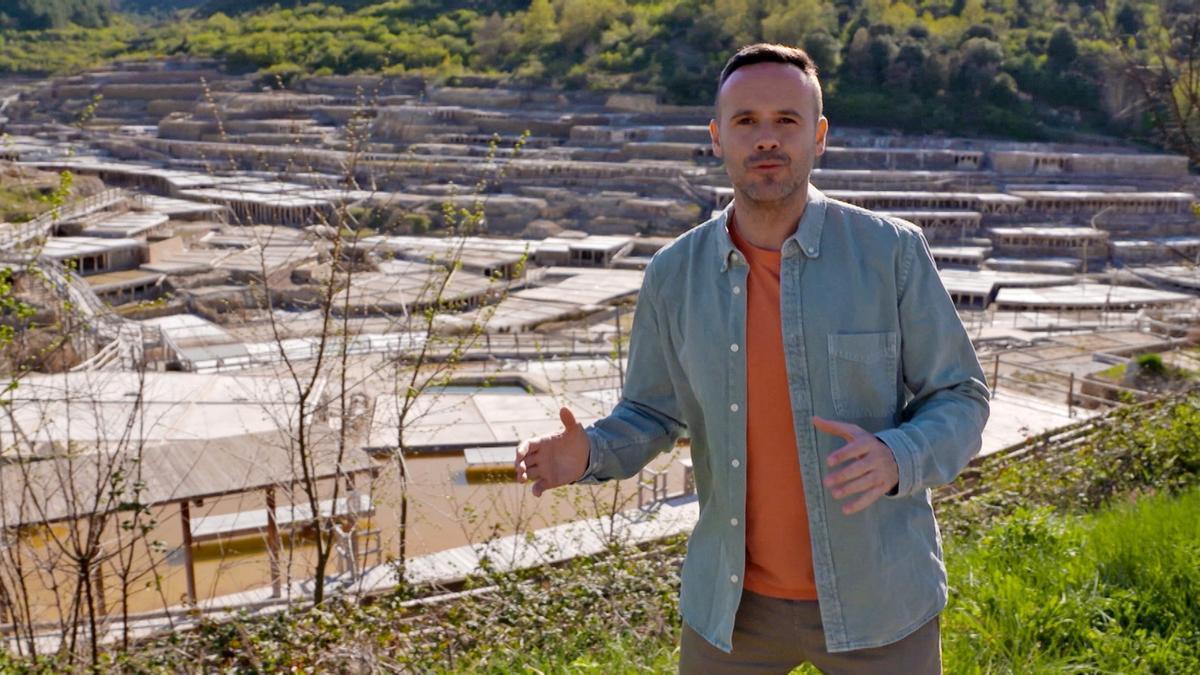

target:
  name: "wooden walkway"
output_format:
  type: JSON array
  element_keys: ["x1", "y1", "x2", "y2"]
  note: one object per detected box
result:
[
  {"x1": 190, "y1": 494, "x2": 373, "y2": 542},
  {"x1": 5, "y1": 493, "x2": 699, "y2": 654}
]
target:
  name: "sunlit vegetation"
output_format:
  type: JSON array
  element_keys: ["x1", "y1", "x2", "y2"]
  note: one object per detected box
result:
[{"x1": 0, "y1": 1, "x2": 1194, "y2": 143}]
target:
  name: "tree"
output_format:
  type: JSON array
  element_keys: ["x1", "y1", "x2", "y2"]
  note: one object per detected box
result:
[
  {"x1": 887, "y1": 41, "x2": 929, "y2": 93},
  {"x1": 844, "y1": 27, "x2": 878, "y2": 85},
  {"x1": 987, "y1": 71, "x2": 1021, "y2": 106},
  {"x1": 1047, "y1": 26, "x2": 1079, "y2": 72},
  {"x1": 558, "y1": 0, "x2": 625, "y2": 54},
  {"x1": 1105, "y1": 3, "x2": 1200, "y2": 165},
  {"x1": 0, "y1": 0, "x2": 111, "y2": 30},
  {"x1": 760, "y1": 0, "x2": 836, "y2": 46},
  {"x1": 520, "y1": 0, "x2": 559, "y2": 52},
  {"x1": 803, "y1": 30, "x2": 842, "y2": 74},
  {"x1": 1115, "y1": 3, "x2": 1142, "y2": 36},
  {"x1": 954, "y1": 37, "x2": 1004, "y2": 97}
]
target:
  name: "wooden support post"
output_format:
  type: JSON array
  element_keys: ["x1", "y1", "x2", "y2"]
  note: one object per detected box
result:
[
  {"x1": 1067, "y1": 372, "x2": 1075, "y2": 418},
  {"x1": 179, "y1": 501, "x2": 197, "y2": 605},
  {"x1": 0, "y1": 582, "x2": 11, "y2": 626},
  {"x1": 991, "y1": 354, "x2": 1001, "y2": 394},
  {"x1": 266, "y1": 487, "x2": 282, "y2": 599},
  {"x1": 92, "y1": 557, "x2": 107, "y2": 617},
  {"x1": 345, "y1": 475, "x2": 359, "y2": 579}
]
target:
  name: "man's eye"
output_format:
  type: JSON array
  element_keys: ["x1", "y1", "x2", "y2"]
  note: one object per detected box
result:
[
  {"x1": 779, "y1": 118, "x2": 798, "y2": 124},
  {"x1": 736, "y1": 118, "x2": 754, "y2": 125}
]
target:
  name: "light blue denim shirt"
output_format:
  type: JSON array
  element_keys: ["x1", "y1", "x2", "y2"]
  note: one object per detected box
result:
[{"x1": 578, "y1": 185, "x2": 991, "y2": 653}]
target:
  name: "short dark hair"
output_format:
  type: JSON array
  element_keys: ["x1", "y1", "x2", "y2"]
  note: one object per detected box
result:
[{"x1": 716, "y1": 43, "x2": 823, "y2": 117}]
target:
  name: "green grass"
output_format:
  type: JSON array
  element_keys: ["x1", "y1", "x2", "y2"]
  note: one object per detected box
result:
[
  {"x1": 1095, "y1": 361, "x2": 1126, "y2": 382},
  {"x1": 943, "y1": 489, "x2": 1200, "y2": 673},
  {"x1": 0, "y1": 185, "x2": 50, "y2": 223}
]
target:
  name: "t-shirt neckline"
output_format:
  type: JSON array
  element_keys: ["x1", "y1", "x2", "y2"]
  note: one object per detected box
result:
[{"x1": 728, "y1": 210, "x2": 782, "y2": 266}]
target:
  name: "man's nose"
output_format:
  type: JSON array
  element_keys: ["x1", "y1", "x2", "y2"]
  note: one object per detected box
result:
[{"x1": 754, "y1": 134, "x2": 780, "y2": 152}]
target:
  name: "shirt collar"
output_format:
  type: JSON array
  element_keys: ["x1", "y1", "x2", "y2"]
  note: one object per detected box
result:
[{"x1": 717, "y1": 184, "x2": 827, "y2": 272}]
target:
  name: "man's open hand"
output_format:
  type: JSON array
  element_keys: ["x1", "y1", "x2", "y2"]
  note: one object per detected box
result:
[
  {"x1": 514, "y1": 407, "x2": 590, "y2": 497},
  {"x1": 812, "y1": 416, "x2": 899, "y2": 515}
]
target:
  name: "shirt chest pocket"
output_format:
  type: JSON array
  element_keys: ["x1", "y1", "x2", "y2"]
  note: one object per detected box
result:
[{"x1": 827, "y1": 331, "x2": 899, "y2": 419}]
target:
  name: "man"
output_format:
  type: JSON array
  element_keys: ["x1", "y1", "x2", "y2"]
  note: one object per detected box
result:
[{"x1": 515, "y1": 43, "x2": 990, "y2": 673}]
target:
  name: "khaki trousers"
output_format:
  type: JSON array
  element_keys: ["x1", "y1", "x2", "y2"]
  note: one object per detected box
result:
[{"x1": 679, "y1": 590, "x2": 941, "y2": 674}]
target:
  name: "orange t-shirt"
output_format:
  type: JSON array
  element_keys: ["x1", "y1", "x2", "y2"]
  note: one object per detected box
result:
[{"x1": 729, "y1": 214, "x2": 818, "y2": 600}]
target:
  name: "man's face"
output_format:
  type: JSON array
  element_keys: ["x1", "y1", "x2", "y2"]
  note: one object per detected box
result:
[{"x1": 710, "y1": 62, "x2": 828, "y2": 206}]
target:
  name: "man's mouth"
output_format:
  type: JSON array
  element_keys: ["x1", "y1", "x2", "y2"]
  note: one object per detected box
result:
[{"x1": 747, "y1": 155, "x2": 790, "y2": 172}]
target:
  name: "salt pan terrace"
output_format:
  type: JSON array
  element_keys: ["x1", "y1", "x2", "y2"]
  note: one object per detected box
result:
[
  {"x1": 995, "y1": 283, "x2": 1194, "y2": 310},
  {"x1": 0, "y1": 371, "x2": 315, "y2": 457},
  {"x1": 827, "y1": 190, "x2": 1023, "y2": 215},
  {"x1": 2, "y1": 61, "x2": 1199, "y2": 629},
  {"x1": 0, "y1": 60, "x2": 1190, "y2": 234},
  {"x1": 2, "y1": 63, "x2": 1197, "y2": 370},
  {"x1": 327, "y1": 259, "x2": 498, "y2": 316},
  {"x1": 439, "y1": 266, "x2": 645, "y2": 334},
  {"x1": 1122, "y1": 266, "x2": 1200, "y2": 292},
  {"x1": 988, "y1": 226, "x2": 1110, "y2": 263},
  {"x1": 1006, "y1": 189, "x2": 1196, "y2": 215},
  {"x1": 361, "y1": 233, "x2": 636, "y2": 275}
]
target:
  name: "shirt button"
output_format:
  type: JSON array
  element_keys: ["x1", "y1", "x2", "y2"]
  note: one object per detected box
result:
[
  {"x1": 730, "y1": 403, "x2": 739, "y2": 412},
  {"x1": 730, "y1": 343, "x2": 739, "y2": 353},
  {"x1": 731, "y1": 459, "x2": 740, "y2": 468},
  {"x1": 730, "y1": 517, "x2": 739, "y2": 527},
  {"x1": 807, "y1": 248, "x2": 816, "y2": 256},
  {"x1": 730, "y1": 574, "x2": 739, "y2": 584},
  {"x1": 732, "y1": 285, "x2": 741, "y2": 295}
]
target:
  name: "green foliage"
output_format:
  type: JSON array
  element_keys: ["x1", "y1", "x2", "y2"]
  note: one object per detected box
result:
[
  {"x1": 0, "y1": 267, "x2": 38, "y2": 348},
  {"x1": 943, "y1": 489, "x2": 1200, "y2": 672},
  {"x1": 1136, "y1": 352, "x2": 1167, "y2": 377},
  {"x1": 1047, "y1": 25, "x2": 1080, "y2": 71},
  {"x1": 0, "y1": 0, "x2": 111, "y2": 30},
  {"x1": 2, "y1": 0, "x2": 1194, "y2": 141},
  {"x1": 114, "y1": 0, "x2": 208, "y2": 17},
  {"x1": 0, "y1": 18, "x2": 140, "y2": 75},
  {"x1": 939, "y1": 393, "x2": 1200, "y2": 535}
]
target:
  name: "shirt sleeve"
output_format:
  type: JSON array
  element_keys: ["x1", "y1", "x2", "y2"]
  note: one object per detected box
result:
[
  {"x1": 577, "y1": 261, "x2": 686, "y2": 484},
  {"x1": 876, "y1": 227, "x2": 992, "y2": 498}
]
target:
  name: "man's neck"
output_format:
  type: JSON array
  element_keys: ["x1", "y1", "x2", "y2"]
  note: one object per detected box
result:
[{"x1": 730, "y1": 184, "x2": 810, "y2": 250}]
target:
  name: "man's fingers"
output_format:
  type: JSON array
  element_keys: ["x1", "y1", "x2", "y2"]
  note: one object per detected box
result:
[
  {"x1": 519, "y1": 407, "x2": 584, "y2": 496},
  {"x1": 516, "y1": 456, "x2": 539, "y2": 481},
  {"x1": 823, "y1": 456, "x2": 873, "y2": 488},
  {"x1": 514, "y1": 444, "x2": 526, "y2": 474},
  {"x1": 812, "y1": 415, "x2": 861, "y2": 442},
  {"x1": 559, "y1": 406, "x2": 580, "y2": 432},
  {"x1": 828, "y1": 472, "x2": 882, "y2": 501},
  {"x1": 826, "y1": 437, "x2": 872, "y2": 467},
  {"x1": 514, "y1": 440, "x2": 536, "y2": 477}
]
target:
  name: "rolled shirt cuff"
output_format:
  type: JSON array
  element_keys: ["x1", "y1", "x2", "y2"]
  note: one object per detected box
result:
[{"x1": 874, "y1": 429, "x2": 917, "y2": 498}]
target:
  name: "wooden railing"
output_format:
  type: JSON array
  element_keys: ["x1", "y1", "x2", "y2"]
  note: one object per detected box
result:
[
  {"x1": 938, "y1": 391, "x2": 1192, "y2": 503},
  {"x1": 0, "y1": 189, "x2": 127, "y2": 251},
  {"x1": 987, "y1": 352, "x2": 1157, "y2": 418}
]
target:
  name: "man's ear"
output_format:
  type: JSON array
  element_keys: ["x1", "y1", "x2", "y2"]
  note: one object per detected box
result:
[
  {"x1": 709, "y1": 119, "x2": 723, "y2": 159},
  {"x1": 814, "y1": 116, "x2": 829, "y2": 157}
]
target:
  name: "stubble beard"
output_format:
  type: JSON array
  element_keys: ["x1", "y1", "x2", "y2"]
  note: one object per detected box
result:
[{"x1": 733, "y1": 166, "x2": 807, "y2": 207}]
